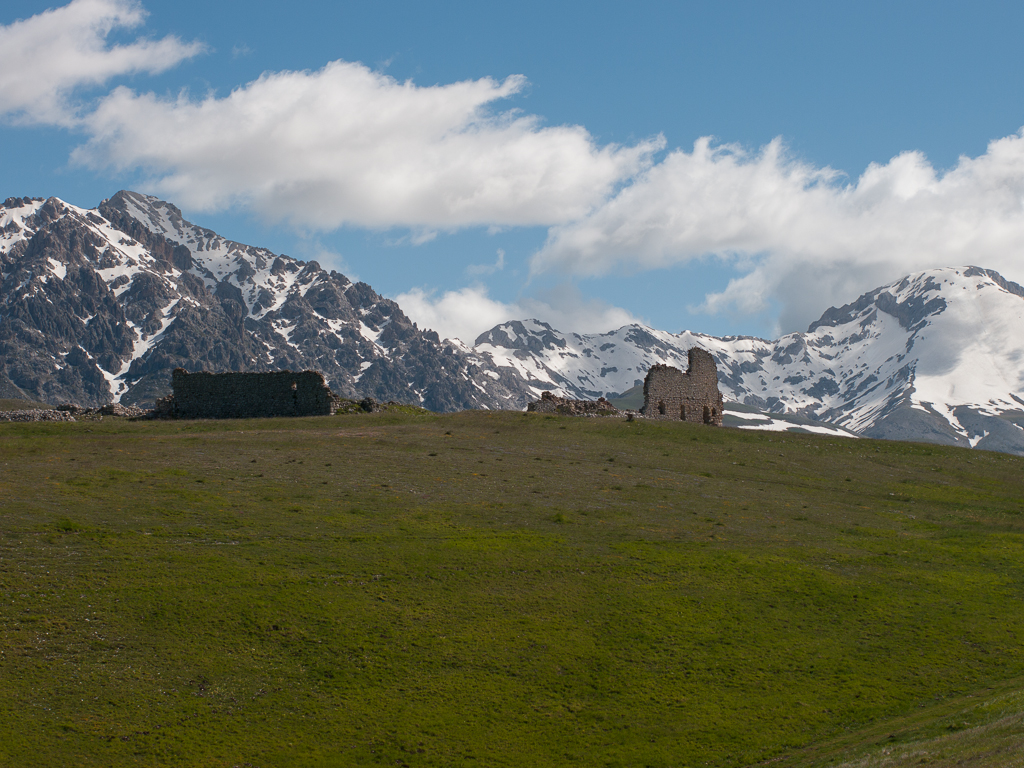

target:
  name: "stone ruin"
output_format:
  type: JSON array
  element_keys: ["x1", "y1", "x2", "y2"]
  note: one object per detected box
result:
[
  {"x1": 640, "y1": 349, "x2": 724, "y2": 425},
  {"x1": 527, "y1": 391, "x2": 619, "y2": 416},
  {"x1": 0, "y1": 369, "x2": 414, "y2": 422},
  {"x1": 58, "y1": 403, "x2": 150, "y2": 419},
  {"x1": 0, "y1": 409, "x2": 76, "y2": 423},
  {"x1": 524, "y1": 348, "x2": 724, "y2": 424},
  {"x1": 1, "y1": 402, "x2": 156, "y2": 423},
  {"x1": 160, "y1": 368, "x2": 341, "y2": 419}
]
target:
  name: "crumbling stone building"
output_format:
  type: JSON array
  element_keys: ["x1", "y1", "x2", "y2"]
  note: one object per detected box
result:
[
  {"x1": 527, "y1": 391, "x2": 619, "y2": 416},
  {"x1": 164, "y1": 369, "x2": 340, "y2": 419},
  {"x1": 641, "y1": 349, "x2": 724, "y2": 425}
]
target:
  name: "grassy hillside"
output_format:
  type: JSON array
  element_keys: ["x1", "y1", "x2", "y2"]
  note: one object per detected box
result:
[
  {"x1": 1, "y1": 412, "x2": 1023, "y2": 766},
  {"x1": 0, "y1": 397, "x2": 52, "y2": 410},
  {"x1": 606, "y1": 383, "x2": 644, "y2": 410}
]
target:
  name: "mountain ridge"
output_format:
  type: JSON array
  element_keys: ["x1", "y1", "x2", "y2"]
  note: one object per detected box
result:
[
  {"x1": 471, "y1": 266, "x2": 1024, "y2": 454},
  {"x1": 3, "y1": 189, "x2": 1023, "y2": 454},
  {"x1": 0, "y1": 191, "x2": 533, "y2": 410}
]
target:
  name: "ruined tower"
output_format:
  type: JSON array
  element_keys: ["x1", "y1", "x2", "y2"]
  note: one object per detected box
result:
[{"x1": 640, "y1": 349, "x2": 724, "y2": 425}]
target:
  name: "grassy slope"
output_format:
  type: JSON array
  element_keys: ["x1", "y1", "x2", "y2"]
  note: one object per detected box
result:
[
  {"x1": 1, "y1": 412, "x2": 1023, "y2": 767},
  {"x1": 0, "y1": 398, "x2": 52, "y2": 411},
  {"x1": 783, "y1": 675, "x2": 1024, "y2": 767},
  {"x1": 606, "y1": 383, "x2": 645, "y2": 410}
]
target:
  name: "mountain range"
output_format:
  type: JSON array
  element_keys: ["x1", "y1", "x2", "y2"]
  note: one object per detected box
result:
[
  {"x1": 3, "y1": 191, "x2": 1023, "y2": 454},
  {"x1": 0, "y1": 192, "x2": 529, "y2": 411},
  {"x1": 473, "y1": 268, "x2": 1024, "y2": 454}
]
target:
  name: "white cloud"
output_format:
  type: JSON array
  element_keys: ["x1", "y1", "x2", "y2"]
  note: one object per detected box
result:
[
  {"x1": 394, "y1": 286, "x2": 515, "y2": 344},
  {"x1": 16, "y1": 1, "x2": 1024, "y2": 340},
  {"x1": 73, "y1": 59, "x2": 662, "y2": 230},
  {"x1": 520, "y1": 284, "x2": 640, "y2": 337},
  {"x1": 392, "y1": 283, "x2": 639, "y2": 344},
  {"x1": 534, "y1": 133, "x2": 1024, "y2": 332},
  {"x1": 466, "y1": 248, "x2": 505, "y2": 276},
  {"x1": 0, "y1": 0, "x2": 203, "y2": 125}
]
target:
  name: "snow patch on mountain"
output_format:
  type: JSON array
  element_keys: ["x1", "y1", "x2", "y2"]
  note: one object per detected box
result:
[
  {"x1": 0, "y1": 191, "x2": 536, "y2": 411},
  {"x1": 6, "y1": 189, "x2": 1024, "y2": 454},
  {"x1": 473, "y1": 267, "x2": 1024, "y2": 454}
]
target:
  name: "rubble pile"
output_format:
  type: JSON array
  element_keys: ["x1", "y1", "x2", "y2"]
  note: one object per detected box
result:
[{"x1": 526, "y1": 391, "x2": 620, "y2": 416}]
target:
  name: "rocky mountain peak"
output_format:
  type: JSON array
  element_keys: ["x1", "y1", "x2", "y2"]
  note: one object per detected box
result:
[
  {"x1": 5, "y1": 191, "x2": 1024, "y2": 454},
  {"x1": 474, "y1": 319, "x2": 567, "y2": 352},
  {"x1": 0, "y1": 190, "x2": 536, "y2": 411},
  {"x1": 470, "y1": 265, "x2": 1024, "y2": 454}
]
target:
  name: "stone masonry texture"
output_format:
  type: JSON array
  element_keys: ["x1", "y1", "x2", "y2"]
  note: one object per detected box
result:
[
  {"x1": 526, "y1": 391, "x2": 619, "y2": 416},
  {"x1": 170, "y1": 369, "x2": 338, "y2": 419},
  {"x1": 640, "y1": 349, "x2": 724, "y2": 425}
]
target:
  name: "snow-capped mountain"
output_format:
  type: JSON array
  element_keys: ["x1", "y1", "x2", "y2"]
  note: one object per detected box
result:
[
  {"x1": 5, "y1": 188, "x2": 1023, "y2": 454},
  {"x1": 472, "y1": 267, "x2": 1024, "y2": 454},
  {"x1": 0, "y1": 191, "x2": 530, "y2": 410}
]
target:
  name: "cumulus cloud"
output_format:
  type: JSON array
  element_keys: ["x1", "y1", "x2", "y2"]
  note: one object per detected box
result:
[
  {"x1": 73, "y1": 59, "x2": 662, "y2": 230},
  {"x1": 16, "y1": 1, "x2": 1024, "y2": 339},
  {"x1": 392, "y1": 283, "x2": 639, "y2": 344},
  {"x1": 534, "y1": 134, "x2": 1024, "y2": 332},
  {"x1": 0, "y1": 0, "x2": 203, "y2": 125}
]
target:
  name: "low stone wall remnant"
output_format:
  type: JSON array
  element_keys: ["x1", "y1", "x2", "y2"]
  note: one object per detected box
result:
[
  {"x1": 527, "y1": 391, "x2": 620, "y2": 416},
  {"x1": 58, "y1": 403, "x2": 151, "y2": 419},
  {"x1": 0, "y1": 409, "x2": 76, "y2": 422}
]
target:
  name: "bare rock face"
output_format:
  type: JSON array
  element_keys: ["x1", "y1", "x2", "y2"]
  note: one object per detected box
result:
[{"x1": 0, "y1": 192, "x2": 536, "y2": 411}]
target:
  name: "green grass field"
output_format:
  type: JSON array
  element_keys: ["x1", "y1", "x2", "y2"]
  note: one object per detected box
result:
[
  {"x1": 0, "y1": 397, "x2": 53, "y2": 411},
  {"x1": 2, "y1": 411, "x2": 1023, "y2": 766}
]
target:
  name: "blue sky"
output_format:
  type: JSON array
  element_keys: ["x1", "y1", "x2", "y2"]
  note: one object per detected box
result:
[{"x1": 4, "y1": 0, "x2": 1024, "y2": 342}]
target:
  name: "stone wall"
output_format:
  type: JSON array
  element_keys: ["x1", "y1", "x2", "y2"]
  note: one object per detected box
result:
[
  {"x1": 640, "y1": 349, "x2": 724, "y2": 425},
  {"x1": 0, "y1": 409, "x2": 76, "y2": 422},
  {"x1": 527, "y1": 391, "x2": 619, "y2": 416},
  {"x1": 169, "y1": 369, "x2": 339, "y2": 419}
]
